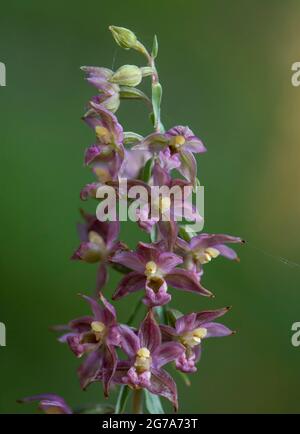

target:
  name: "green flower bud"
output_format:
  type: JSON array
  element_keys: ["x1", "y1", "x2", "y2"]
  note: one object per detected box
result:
[
  {"x1": 110, "y1": 65, "x2": 142, "y2": 87},
  {"x1": 109, "y1": 26, "x2": 137, "y2": 50}
]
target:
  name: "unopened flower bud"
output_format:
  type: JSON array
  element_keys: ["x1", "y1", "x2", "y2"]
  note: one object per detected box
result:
[
  {"x1": 109, "y1": 26, "x2": 137, "y2": 50},
  {"x1": 110, "y1": 65, "x2": 142, "y2": 87}
]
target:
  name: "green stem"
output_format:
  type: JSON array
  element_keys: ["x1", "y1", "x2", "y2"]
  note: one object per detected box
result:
[
  {"x1": 145, "y1": 51, "x2": 162, "y2": 133},
  {"x1": 126, "y1": 38, "x2": 162, "y2": 416},
  {"x1": 132, "y1": 388, "x2": 143, "y2": 414},
  {"x1": 149, "y1": 57, "x2": 159, "y2": 85}
]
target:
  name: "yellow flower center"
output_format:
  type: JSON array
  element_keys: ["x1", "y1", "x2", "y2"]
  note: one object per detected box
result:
[
  {"x1": 137, "y1": 347, "x2": 150, "y2": 358},
  {"x1": 80, "y1": 231, "x2": 107, "y2": 263},
  {"x1": 93, "y1": 167, "x2": 111, "y2": 183},
  {"x1": 194, "y1": 247, "x2": 220, "y2": 265},
  {"x1": 88, "y1": 231, "x2": 106, "y2": 248},
  {"x1": 181, "y1": 327, "x2": 207, "y2": 347},
  {"x1": 169, "y1": 135, "x2": 185, "y2": 152},
  {"x1": 91, "y1": 321, "x2": 106, "y2": 341},
  {"x1": 135, "y1": 347, "x2": 151, "y2": 373},
  {"x1": 145, "y1": 261, "x2": 158, "y2": 277},
  {"x1": 95, "y1": 126, "x2": 112, "y2": 144}
]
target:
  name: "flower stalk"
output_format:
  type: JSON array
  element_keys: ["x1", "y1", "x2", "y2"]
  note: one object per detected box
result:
[
  {"x1": 132, "y1": 389, "x2": 143, "y2": 414},
  {"x1": 148, "y1": 50, "x2": 163, "y2": 133}
]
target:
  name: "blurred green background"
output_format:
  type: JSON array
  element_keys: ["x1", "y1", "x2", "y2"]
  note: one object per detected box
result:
[{"x1": 1, "y1": 0, "x2": 300, "y2": 414}]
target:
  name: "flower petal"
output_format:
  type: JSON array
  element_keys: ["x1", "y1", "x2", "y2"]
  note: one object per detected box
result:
[
  {"x1": 185, "y1": 136, "x2": 206, "y2": 153},
  {"x1": 99, "y1": 292, "x2": 117, "y2": 326},
  {"x1": 81, "y1": 65, "x2": 113, "y2": 75},
  {"x1": 144, "y1": 277, "x2": 171, "y2": 307},
  {"x1": 80, "y1": 183, "x2": 99, "y2": 200},
  {"x1": 157, "y1": 220, "x2": 178, "y2": 251},
  {"x1": 18, "y1": 394, "x2": 72, "y2": 414},
  {"x1": 81, "y1": 66, "x2": 113, "y2": 82},
  {"x1": 166, "y1": 268, "x2": 213, "y2": 297},
  {"x1": 58, "y1": 332, "x2": 77, "y2": 344},
  {"x1": 112, "y1": 272, "x2": 146, "y2": 300},
  {"x1": 157, "y1": 252, "x2": 183, "y2": 274},
  {"x1": 79, "y1": 294, "x2": 102, "y2": 320},
  {"x1": 160, "y1": 324, "x2": 178, "y2": 341},
  {"x1": 101, "y1": 345, "x2": 117, "y2": 397},
  {"x1": 195, "y1": 307, "x2": 231, "y2": 325},
  {"x1": 179, "y1": 200, "x2": 203, "y2": 224},
  {"x1": 118, "y1": 324, "x2": 140, "y2": 357},
  {"x1": 111, "y1": 251, "x2": 145, "y2": 273},
  {"x1": 148, "y1": 368, "x2": 178, "y2": 411},
  {"x1": 152, "y1": 342, "x2": 185, "y2": 368},
  {"x1": 121, "y1": 149, "x2": 152, "y2": 180},
  {"x1": 132, "y1": 132, "x2": 168, "y2": 152},
  {"x1": 136, "y1": 241, "x2": 164, "y2": 263},
  {"x1": 152, "y1": 162, "x2": 172, "y2": 186},
  {"x1": 67, "y1": 333, "x2": 97, "y2": 357},
  {"x1": 71, "y1": 242, "x2": 103, "y2": 263},
  {"x1": 85, "y1": 217, "x2": 117, "y2": 247},
  {"x1": 175, "y1": 236, "x2": 190, "y2": 252},
  {"x1": 138, "y1": 310, "x2": 161, "y2": 352},
  {"x1": 110, "y1": 360, "x2": 132, "y2": 384},
  {"x1": 178, "y1": 150, "x2": 197, "y2": 183},
  {"x1": 89, "y1": 101, "x2": 124, "y2": 144},
  {"x1": 78, "y1": 349, "x2": 103, "y2": 390},
  {"x1": 175, "y1": 313, "x2": 198, "y2": 334},
  {"x1": 190, "y1": 233, "x2": 242, "y2": 250},
  {"x1": 68, "y1": 316, "x2": 93, "y2": 333},
  {"x1": 86, "y1": 75, "x2": 112, "y2": 90},
  {"x1": 166, "y1": 125, "x2": 194, "y2": 138},
  {"x1": 214, "y1": 244, "x2": 239, "y2": 260},
  {"x1": 158, "y1": 149, "x2": 181, "y2": 173},
  {"x1": 108, "y1": 325, "x2": 121, "y2": 347},
  {"x1": 84, "y1": 144, "x2": 104, "y2": 165},
  {"x1": 203, "y1": 322, "x2": 233, "y2": 338},
  {"x1": 175, "y1": 350, "x2": 198, "y2": 373},
  {"x1": 194, "y1": 345, "x2": 202, "y2": 363},
  {"x1": 105, "y1": 221, "x2": 120, "y2": 248}
]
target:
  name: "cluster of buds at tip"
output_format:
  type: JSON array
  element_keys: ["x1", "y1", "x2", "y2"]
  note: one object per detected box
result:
[
  {"x1": 109, "y1": 26, "x2": 138, "y2": 50},
  {"x1": 20, "y1": 25, "x2": 244, "y2": 415}
]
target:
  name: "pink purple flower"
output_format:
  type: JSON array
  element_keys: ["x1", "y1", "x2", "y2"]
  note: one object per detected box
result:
[
  {"x1": 18, "y1": 394, "x2": 72, "y2": 414},
  {"x1": 133, "y1": 125, "x2": 206, "y2": 183},
  {"x1": 161, "y1": 307, "x2": 233, "y2": 373},
  {"x1": 58, "y1": 293, "x2": 121, "y2": 396},
  {"x1": 111, "y1": 241, "x2": 212, "y2": 307},
  {"x1": 83, "y1": 101, "x2": 124, "y2": 182},
  {"x1": 71, "y1": 210, "x2": 122, "y2": 291},
  {"x1": 111, "y1": 310, "x2": 184, "y2": 410},
  {"x1": 134, "y1": 162, "x2": 203, "y2": 249},
  {"x1": 176, "y1": 233, "x2": 244, "y2": 277}
]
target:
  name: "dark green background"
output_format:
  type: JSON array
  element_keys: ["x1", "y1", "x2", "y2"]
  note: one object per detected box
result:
[{"x1": 1, "y1": 0, "x2": 300, "y2": 413}]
